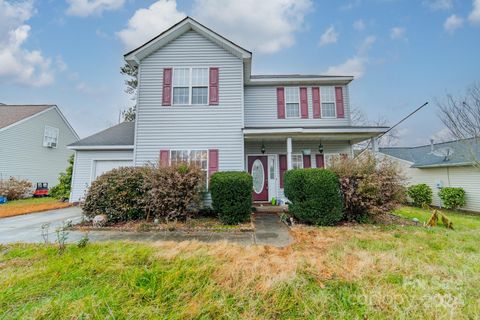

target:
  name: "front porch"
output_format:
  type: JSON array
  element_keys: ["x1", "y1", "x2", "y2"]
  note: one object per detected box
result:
[{"x1": 243, "y1": 126, "x2": 387, "y2": 202}]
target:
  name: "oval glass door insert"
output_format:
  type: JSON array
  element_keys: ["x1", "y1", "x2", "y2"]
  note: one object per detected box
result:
[{"x1": 252, "y1": 159, "x2": 265, "y2": 194}]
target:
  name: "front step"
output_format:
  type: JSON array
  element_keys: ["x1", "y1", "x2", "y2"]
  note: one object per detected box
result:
[{"x1": 253, "y1": 204, "x2": 288, "y2": 214}]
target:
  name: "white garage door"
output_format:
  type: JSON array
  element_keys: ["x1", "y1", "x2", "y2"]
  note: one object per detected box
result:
[{"x1": 94, "y1": 160, "x2": 133, "y2": 179}]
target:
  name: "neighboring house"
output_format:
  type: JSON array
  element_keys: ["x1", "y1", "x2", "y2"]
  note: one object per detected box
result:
[
  {"x1": 0, "y1": 104, "x2": 79, "y2": 188},
  {"x1": 380, "y1": 138, "x2": 480, "y2": 212},
  {"x1": 69, "y1": 17, "x2": 387, "y2": 203}
]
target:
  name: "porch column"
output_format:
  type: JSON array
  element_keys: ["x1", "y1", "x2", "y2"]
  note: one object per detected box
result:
[{"x1": 287, "y1": 137, "x2": 293, "y2": 170}]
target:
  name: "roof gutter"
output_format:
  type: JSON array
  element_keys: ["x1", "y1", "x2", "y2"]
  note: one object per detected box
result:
[{"x1": 67, "y1": 145, "x2": 134, "y2": 150}]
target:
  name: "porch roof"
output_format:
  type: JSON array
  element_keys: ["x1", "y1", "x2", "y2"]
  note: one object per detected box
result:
[{"x1": 243, "y1": 126, "x2": 388, "y2": 144}]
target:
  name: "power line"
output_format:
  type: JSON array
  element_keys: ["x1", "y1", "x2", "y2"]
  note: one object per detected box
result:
[{"x1": 355, "y1": 101, "x2": 429, "y2": 158}]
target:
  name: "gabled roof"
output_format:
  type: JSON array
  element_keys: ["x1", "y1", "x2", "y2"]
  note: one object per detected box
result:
[
  {"x1": 124, "y1": 16, "x2": 252, "y2": 66},
  {"x1": 0, "y1": 105, "x2": 53, "y2": 129},
  {"x1": 68, "y1": 122, "x2": 134, "y2": 150},
  {"x1": 379, "y1": 137, "x2": 480, "y2": 168}
]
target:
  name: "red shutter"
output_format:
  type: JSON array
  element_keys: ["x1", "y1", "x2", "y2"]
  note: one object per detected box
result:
[
  {"x1": 162, "y1": 68, "x2": 172, "y2": 106},
  {"x1": 300, "y1": 87, "x2": 308, "y2": 119},
  {"x1": 335, "y1": 86, "x2": 344, "y2": 118},
  {"x1": 277, "y1": 87, "x2": 285, "y2": 119},
  {"x1": 208, "y1": 149, "x2": 219, "y2": 176},
  {"x1": 209, "y1": 67, "x2": 219, "y2": 105},
  {"x1": 312, "y1": 87, "x2": 321, "y2": 118},
  {"x1": 316, "y1": 154, "x2": 325, "y2": 168},
  {"x1": 303, "y1": 155, "x2": 311, "y2": 168},
  {"x1": 279, "y1": 154, "x2": 287, "y2": 188},
  {"x1": 160, "y1": 150, "x2": 169, "y2": 166}
]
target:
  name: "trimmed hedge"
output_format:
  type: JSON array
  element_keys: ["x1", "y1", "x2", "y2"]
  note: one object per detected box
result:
[
  {"x1": 439, "y1": 187, "x2": 466, "y2": 209},
  {"x1": 284, "y1": 168, "x2": 343, "y2": 226},
  {"x1": 210, "y1": 171, "x2": 253, "y2": 224},
  {"x1": 407, "y1": 183, "x2": 432, "y2": 207}
]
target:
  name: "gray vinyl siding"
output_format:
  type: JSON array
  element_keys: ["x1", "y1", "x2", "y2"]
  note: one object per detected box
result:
[
  {"x1": 244, "y1": 85, "x2": 351, "y2": 127},
  {"x1": 386, "y1": 155, "x2": 480, "y2": 212},
  {"x1": 245, "y1": 140, "x2": 352, "y2": 198},
  {"x1": 0, "y1": 108, "x2": 77, "y2": 188},
  {"x1": 69, "y1": 150, "x2": 133, "y2": 202},
  {"x1": 134, "y1": 30, "x2": 244, "y2": 171}
]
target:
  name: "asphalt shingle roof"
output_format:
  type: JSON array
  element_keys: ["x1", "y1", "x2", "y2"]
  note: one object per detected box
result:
[
  {"x1": 0, "y1": 105, "x2": 53, "y2": 129},
  {"x1": 69, "y1": 122, "x2": 135, "y2": 147},
  {"x1": 379, "y1": 138, "x2": 480, "y2": 168}
]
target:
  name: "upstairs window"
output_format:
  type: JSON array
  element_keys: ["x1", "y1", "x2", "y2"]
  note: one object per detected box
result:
[
  {"x1": 191, "y1": 68, "x2": 208, "y2": 105},
  {"x1": 173, "y1": 68, "x2": 190, "y2": 105},
  {"x1": 285, "y1": 87, "x2": 300, "y2": 118},
  {"x1": 43, "y1": 126, "x2": 59, "y2": 148},
  {"x1": 172, "y1": 67, "x2": 209, "y2": 105},
  {"x1": 320, "y1": 86, "x2": 336, "y2": 118}
]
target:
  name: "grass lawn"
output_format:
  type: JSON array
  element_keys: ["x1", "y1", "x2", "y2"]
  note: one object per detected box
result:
[
  {"x1": 0, "y1": 197, "x2": 71, "y2": 218},
  {"x1": 1, "y1": 206, "x2": 480, "y2": 319}
]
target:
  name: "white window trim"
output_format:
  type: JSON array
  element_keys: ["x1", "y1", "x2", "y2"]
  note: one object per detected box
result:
[
  {"x1": 169, "y1": 149, "x2": 209, "y2": 188},
  {"x1": 291, "y1": 153, "x2": 303, "y2": 169},
  {"x1": 285, "y1": 87, "x2": 301, "y2": 119},
  {"x1": 43, "y1": 125, "x2": 59, "y2": 148},
  {"x1": 172, "y1": 67, "x2": 210, "y2": 106},
  {"x1": 320, "y1": 86, "x2": 337, "y2": 119}
]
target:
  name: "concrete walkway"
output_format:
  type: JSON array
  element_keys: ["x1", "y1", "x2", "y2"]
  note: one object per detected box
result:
[{"x1": 1, "y1": 208, "x2": 293, "y2": 247}]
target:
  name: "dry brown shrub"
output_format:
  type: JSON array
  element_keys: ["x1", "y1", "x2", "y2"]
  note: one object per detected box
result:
[{"x1": 0, "y1": 177, "x2": 32, "y2": 200}]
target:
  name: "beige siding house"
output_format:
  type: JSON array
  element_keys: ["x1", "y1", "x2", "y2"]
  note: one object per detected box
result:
[
  {"x1": 380, "y1": 138, "x2": 480, "y2": 212},
  {"x1": 0, "y1": 105, "x2": 79, "y2": 188}
]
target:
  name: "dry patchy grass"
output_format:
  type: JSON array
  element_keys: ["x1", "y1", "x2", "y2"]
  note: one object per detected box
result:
[
  {"x1": 1, "y1": 206, "x2": 480, "y2": 319},
  {"x1": 0, "y1": 197, "x2": 71, "y2": 218}
]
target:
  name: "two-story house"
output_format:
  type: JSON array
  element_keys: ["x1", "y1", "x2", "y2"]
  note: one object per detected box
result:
[
  {"x1": 68, "y1": 17, "x2": 387, "y2": 203},
  {"x1": 0, "y1": 104, "x2": 79, "y2": 188}
]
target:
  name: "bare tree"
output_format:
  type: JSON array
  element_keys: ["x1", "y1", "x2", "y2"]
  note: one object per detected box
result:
[
  {"x1": 351, "y1": 106, "x2": 399, "y2": 148},
  {"x1": 437, "y1": 82, "x2": 480, "y2": 167}
]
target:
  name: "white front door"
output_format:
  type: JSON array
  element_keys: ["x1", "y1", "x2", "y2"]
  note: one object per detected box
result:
[{"x1": 267, "y1": 155, "x2": 277, "y2": 201}]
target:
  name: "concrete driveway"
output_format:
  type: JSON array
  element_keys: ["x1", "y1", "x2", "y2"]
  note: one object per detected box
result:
[
  {"x1": 0, "y1": 208, "x2": 292, "y2": 247},
  {"x1": 0, "y1": 207, "x2": 84, "y2": 244}
]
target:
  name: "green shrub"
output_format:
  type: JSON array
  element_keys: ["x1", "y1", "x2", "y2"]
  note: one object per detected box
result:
[
  {"x1": 210, "y1": 171, "x2": 252, "y2": 224},
  {"x1": 407, "y1": 183, "x2": 432, "y2": 207},
  {"x1": 329, "y1": 153, "x2": 406, "y2": 221},
  {"x1": 439, "y1": 187, "x2": 466, "y2": 209},
  {"x1": 284, "y1": 168, "x2": 343, "y2": 226},
  {"x1": 50, "y1": 154, "x2": 74, "y2": 200},
  {"x1": 0, "y1": 177, "x2": 32, "y2": 200},
  {"x1": 83, "y1": 167, "x2": 149, "y2": 222},
  {"x1": 144, "y1": 164, "x2": 204, "y2": 222}
]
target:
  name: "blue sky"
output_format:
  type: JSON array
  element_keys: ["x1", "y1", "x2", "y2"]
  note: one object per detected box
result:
[{"x1": 0, "y1": 0, "x2": 479, "y2": 146}]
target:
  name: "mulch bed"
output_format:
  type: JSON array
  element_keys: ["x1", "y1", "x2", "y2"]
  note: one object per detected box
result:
[{"x1": 71, "y1": 217, "x2": 254, "y2": 233}]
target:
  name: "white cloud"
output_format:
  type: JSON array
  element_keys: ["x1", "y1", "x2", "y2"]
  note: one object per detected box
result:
[
  {"x1": 117, "y1": 0, "x2": 186, "y2": 50},
  {"x1": 325, "y1": 35, "x2": 376, "y2": 78},
  {"x1": 469, "y1": 0, "x2": 480, "y2": 25},
  {"x1": 119, "y1": 0, "x2": 313, "y2": 53},
  {"x1": 423, "y1": 0, "x2": 453, "y2": 10},
  {"x1": 390, "y1": 26, "x2": 407, "y2": 40},
  {"x1": 444, "y1": 14, "x2": 463, "y2": 33},
  {"x1": 318, "y1": 25, "x2": 338, "y2": 46},
  {"x1": 0, "y1": 0, "x2": 53, "y2": 87},
  {"x1": 66, "y1": 0, "x2": 125, "y2": 17},
  {"x1": 325, "y1": 57, "x2": 366, "y2": 78},
  {"x1": 353, "y1": 19, "x2": 366, "y2": 31},
  {"x1": 192, "y1": 0, "x2": 313, "y2": 54},
  {"x1": 358, "y1": 35, "x2": 376, "y2": 54}
]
